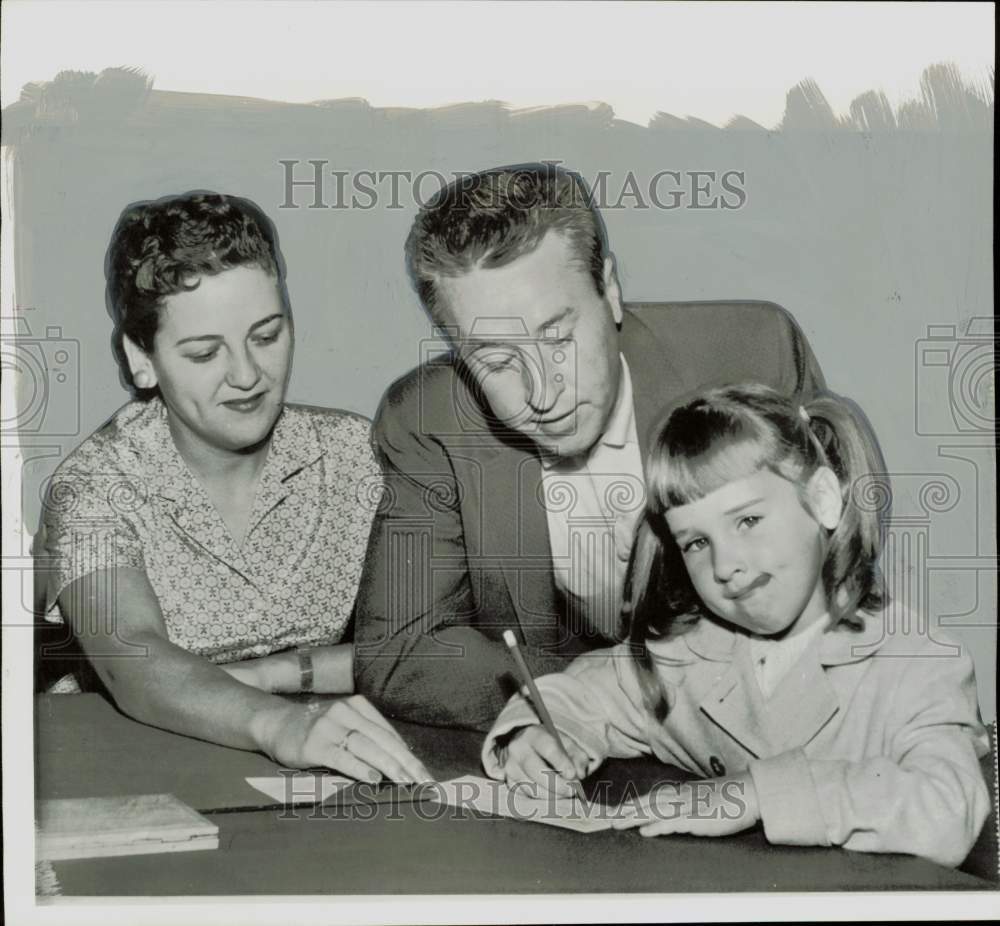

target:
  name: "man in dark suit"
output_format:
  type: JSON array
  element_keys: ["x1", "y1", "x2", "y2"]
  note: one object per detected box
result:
[{"x1": 354, "y1": 164, "x2": 825, "y2": 730}]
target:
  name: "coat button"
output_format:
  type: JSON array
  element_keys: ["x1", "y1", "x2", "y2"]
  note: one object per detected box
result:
[{"x1": 709, "y1": 756, "x2": 726, "y2": 776}]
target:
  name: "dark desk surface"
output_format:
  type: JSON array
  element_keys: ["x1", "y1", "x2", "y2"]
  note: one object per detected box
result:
[
  {"x1": 36, "y1": 694, "x2": 994, "y2": 894},
  {"x1": 35, "y1": 693, "x2": 484, "y2": 811}
]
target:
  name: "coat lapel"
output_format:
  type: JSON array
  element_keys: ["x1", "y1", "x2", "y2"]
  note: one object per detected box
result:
[
  {"x1": 759, "y1": 612, "x2": 889, "y2": 750},
  {"x1": 620, "y1": 306, "x2": 690, "y2": 465},
  {"x1": 696, "y1": 637, "x2": 774, "y2": 759},
  {"x1": 762, "y1": 649, "x2": 840, "y2": 752},
  {"x1": 477, "y1": 445, "x2": 559, "y2": 648}
]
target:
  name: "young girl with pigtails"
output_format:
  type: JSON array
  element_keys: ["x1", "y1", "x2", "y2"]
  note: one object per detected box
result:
[{"x1": 482, "y1": 384, "x2": 990, "y2": 867}]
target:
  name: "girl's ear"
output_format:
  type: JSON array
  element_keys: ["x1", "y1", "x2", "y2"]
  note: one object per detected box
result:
[
  {"x1": 806, "y1": 465, "x2": 843, "y2": 530},
  {"x1": 122, "y1": 335, "x2": 158, "y2": 390}
]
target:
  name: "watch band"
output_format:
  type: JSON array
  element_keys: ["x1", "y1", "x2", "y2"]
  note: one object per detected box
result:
[{"x1": 297, "y1": 647, "x2": 315, "y2": 694}]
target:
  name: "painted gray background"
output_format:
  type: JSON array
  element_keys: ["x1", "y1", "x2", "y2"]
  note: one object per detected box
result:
[{"x1": 3, "y1": 65, "x2": 995, "y2": 716}]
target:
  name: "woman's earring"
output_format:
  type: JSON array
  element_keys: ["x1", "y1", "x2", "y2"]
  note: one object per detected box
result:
[{"x1": 134, "y1": 371, "x2": 154, "y2": 389}]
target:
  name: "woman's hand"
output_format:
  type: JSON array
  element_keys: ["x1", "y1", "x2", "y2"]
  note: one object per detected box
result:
[
  {"x1": 611, "y1": 774, "x2": 760, "y2": 837},
  {"x1": 253, "y1": 695, "x2": 433, "y2": 784},
  {"x1": 497, "y1": 725, "x2": 591, "y2": 799}
]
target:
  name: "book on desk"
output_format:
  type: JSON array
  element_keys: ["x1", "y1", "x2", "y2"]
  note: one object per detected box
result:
[{"x1": 37, "y1": 793, "x2": 219, "y2": 860}]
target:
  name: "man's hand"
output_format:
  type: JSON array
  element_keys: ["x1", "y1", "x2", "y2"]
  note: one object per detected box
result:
[
  {"x1": 611, "y1": 774, "x2": 760, "y2": 837},
  {"x1": 498, "y1": 725, "x2": 591, "y2": 798}
]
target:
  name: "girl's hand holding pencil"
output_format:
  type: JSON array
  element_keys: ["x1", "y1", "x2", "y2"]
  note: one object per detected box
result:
[
  {"x1": 498, "y1": 725, "x2": 591, "y2": 799},
  {"x1": 501, "y1": 630, "x2": 591, "y2": 802}
]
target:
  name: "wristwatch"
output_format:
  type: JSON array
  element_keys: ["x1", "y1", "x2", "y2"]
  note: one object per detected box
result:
[{"x1": 297, "y1": 647, "x2": 315, "y2": 694}]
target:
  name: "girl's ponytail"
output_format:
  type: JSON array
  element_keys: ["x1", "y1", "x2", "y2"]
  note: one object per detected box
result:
[
  {"x1": 624, "y1": 516, "x2": 700, "y2": 722},
  {"x1": 801, "y1": 393, "x2": 888, "y2": 620}
]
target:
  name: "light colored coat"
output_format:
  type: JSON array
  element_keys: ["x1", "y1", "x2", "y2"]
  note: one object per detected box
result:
[{"x1": 482, "y1": 606, "x2": 991, "y2": 868}]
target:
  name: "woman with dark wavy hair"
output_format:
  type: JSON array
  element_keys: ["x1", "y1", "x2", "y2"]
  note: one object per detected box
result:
[{"x1": 42, "y1": 191, "x2": 429, "y2": 783}]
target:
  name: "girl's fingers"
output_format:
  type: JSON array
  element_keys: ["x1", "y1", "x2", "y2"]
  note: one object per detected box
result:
[
  {"x1": 507, "y1": 744, "x2": 548, "y2": 789},
  {"x1": 565, "y1": 740, "x2": 591, "y2": 778},
  {"x1": 519, "y1": 728, "x2": 577, "y2": 780},
  {"x1": 503, "y1": 756, "x2": 529, "y2": 788},
  {"x1": 517, "y1": 749, "x2": 575, "y2": 797}
]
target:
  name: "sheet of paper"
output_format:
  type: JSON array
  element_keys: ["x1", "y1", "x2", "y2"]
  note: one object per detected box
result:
[
  {"x1": 427, "y1": 775, "x2": 614, "y2": 833},
  {"x1": 245, "y1": 773, "x2": 352, "y2": 805}
]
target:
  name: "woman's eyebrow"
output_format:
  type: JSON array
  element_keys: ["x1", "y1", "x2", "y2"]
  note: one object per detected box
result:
[
  {"x1": 175, "y1": 333, "x2": 222, "y2": 346},
  {"x1": 175, "y1": 314, "x2": 284, "y2": 346},
  {"x1": 248, "y1": 313, "x2": 284, "y2": 332}
]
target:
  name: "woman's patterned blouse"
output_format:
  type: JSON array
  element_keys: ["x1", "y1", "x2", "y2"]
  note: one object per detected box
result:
[{"x1": 43, "y1": 398, "x2": 383, "y2": 662}]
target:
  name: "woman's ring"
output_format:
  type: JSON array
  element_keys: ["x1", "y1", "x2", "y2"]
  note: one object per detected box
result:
[{"x1": 334, "y1": 730, "x2": 356, "y2": 753}]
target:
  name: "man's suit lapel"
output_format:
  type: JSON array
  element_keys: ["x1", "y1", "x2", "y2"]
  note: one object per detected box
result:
[
  {"x1": 619, "y1": 307, "x2": 689, "y2": 465},
  {"x1": 477, "y1": 445, "x2": 559, "y2": 648}
]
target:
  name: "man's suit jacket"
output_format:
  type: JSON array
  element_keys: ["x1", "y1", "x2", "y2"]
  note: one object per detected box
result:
[{"x1": 354, "y1": 302, "x2": 826, "y2": 729}]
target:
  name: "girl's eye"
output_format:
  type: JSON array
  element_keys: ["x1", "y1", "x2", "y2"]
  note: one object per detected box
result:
[
  {"x1": 739, "y1": 515, "x2": 762, "y2": 530},
  {"x1": 253, "y1": 332, "x2": 279, "y2": 345},
  {"x1": 683, "y1": 537, "x2": 708, "y2": 554},
  {"x1": 186, "y1": 350, "x2": 218, "y2": 363}
]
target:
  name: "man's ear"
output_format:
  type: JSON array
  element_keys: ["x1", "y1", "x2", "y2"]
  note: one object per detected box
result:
[
  {"x1": 807, "y1": 465, "x2": 843, "y2": 531},
  {"x1": 122, "y1": 335, "x2": 157, "y2": 390},
  {"x1": 602, "y1": 254, "x2": 624, "y2": 326}
]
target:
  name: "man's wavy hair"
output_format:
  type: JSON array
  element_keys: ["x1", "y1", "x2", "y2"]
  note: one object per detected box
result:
[
  {"x1": 104, "y1": 191, "x2": 287, "y2": 397},
  {"x1": 404, "y1": 164, "x2": 608, "y2": 324},
  {"x1": 624, "y1": 384, "x2": 890, "y2": 721}
]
